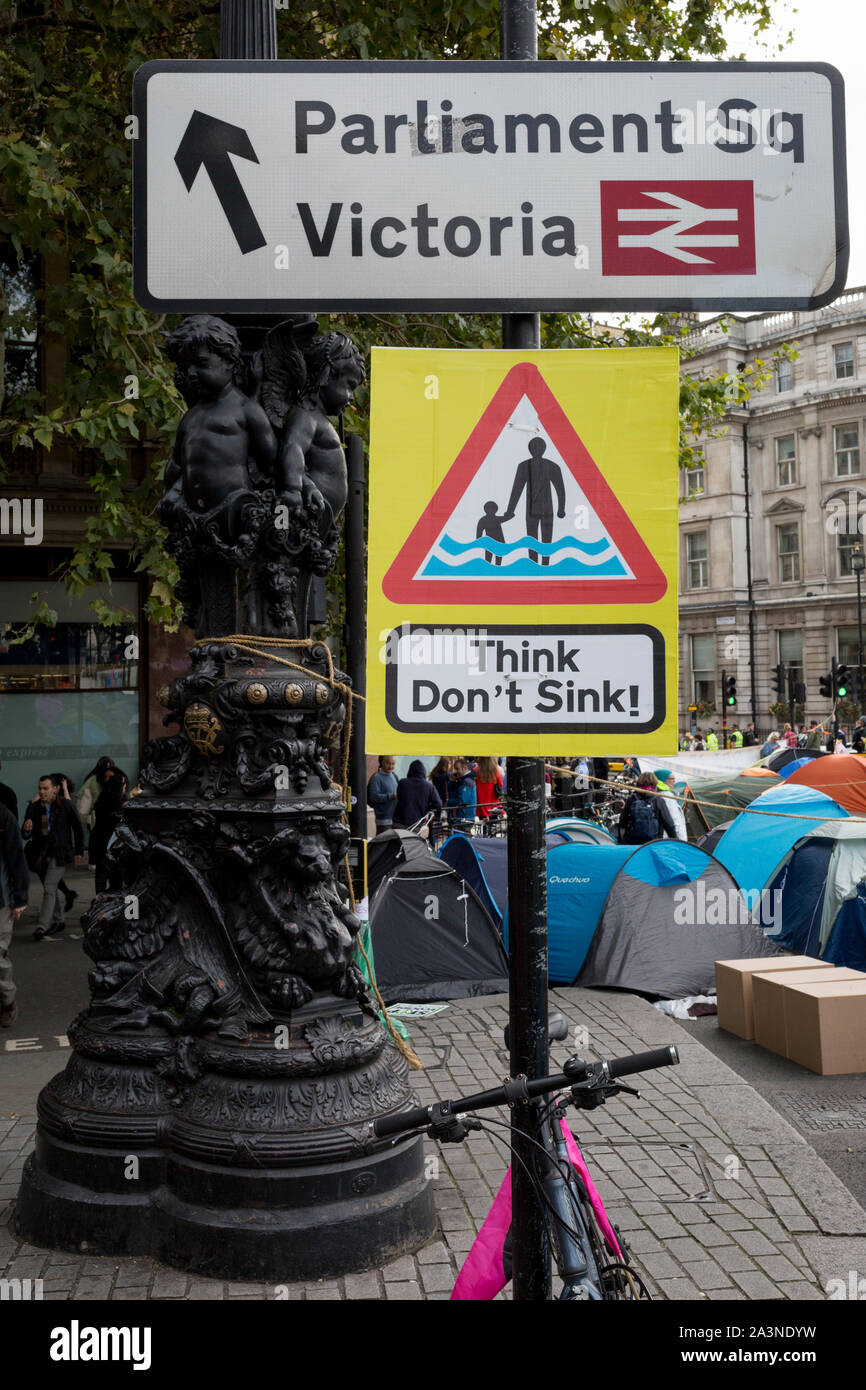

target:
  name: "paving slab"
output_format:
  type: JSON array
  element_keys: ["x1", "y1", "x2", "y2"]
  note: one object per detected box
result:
[{"x1": 2, "y1": 985, "x2": 865, "y2": 1301}]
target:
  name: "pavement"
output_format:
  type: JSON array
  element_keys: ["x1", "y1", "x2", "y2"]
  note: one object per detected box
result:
[{"x1": 2, "y1": 868, "x2": 866, "y2": 1301}]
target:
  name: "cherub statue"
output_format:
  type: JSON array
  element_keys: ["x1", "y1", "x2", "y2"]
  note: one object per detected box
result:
[
  {"x1": 160, "y1": 315, "x2": 277, "y2": 546},
  {"x1": 158, "y1": 314, "x2": 278, "y2": 632},
  {"x1": 261, "y1": 325, "x2": 365, "y2": 575}
]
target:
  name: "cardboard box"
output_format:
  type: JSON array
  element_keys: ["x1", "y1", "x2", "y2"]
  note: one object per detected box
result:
[
  {"x1": 784, "y1": 980, "x2": 866, "y2": 1074},
  {"x1": 753, "y1": 968, "x2": 866, "y2": 1056},
  {"x1": 715, "y1": 956, "x2": 834, "y2": 1040}
]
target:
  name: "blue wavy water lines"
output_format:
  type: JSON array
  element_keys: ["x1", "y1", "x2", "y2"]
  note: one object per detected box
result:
[
  {"x1": 421, "y1": 555, "x2": 629, "y2": 578},
  {"x1": 438, "y1": 532, "x2": 612, "y2": 558}
]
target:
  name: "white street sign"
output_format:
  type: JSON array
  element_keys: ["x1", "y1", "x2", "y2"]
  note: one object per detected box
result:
[
  {"x1": 383, "y1": 624, "x2": 665, "y2": 735},
  {"x1": 133, "y1": 60, "x2": 847, "y2": 313}
]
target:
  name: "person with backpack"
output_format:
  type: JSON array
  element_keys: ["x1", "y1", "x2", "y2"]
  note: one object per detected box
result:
[{"x1": 618, "y1": 773, "x2": 676, "y2": 845}]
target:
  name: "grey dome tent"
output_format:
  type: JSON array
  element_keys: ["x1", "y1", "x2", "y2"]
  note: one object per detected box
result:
[
  {"x1": 369, "y1": 857, "x2": 508, "y2": 1002},
  {"x1": 568, "y1": 840, "x2": 782, "y2": 997},
  {"x1": 366, "y1": 828, "x2": 432, "y2": 900}
]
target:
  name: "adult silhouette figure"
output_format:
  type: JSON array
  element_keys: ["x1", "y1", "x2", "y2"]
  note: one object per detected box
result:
[{"x1": 502, "y1": 438, "x2": 566, "y2": 565}]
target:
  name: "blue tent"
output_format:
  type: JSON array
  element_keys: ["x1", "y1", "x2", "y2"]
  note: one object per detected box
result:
[
  {"x1": 505, "y1": 839, "x2": 779, "y2": 993},
  {"x1": 439, "y1": 823, "x2": 616, "y2": 927},
  {"x1": 714, "y1": 784, "x2": 849, "y2": 891},
  {"x1": 777, "y1": 757, "x2": 814, "y2": 780},
  {"x1": 545, "y1": 818, "x2": 616, "y2": 845},
  {"x1": 711, "y1": 785, "x2": 866, "y2": 965},
  {"x1": 438, "y1": 834, "x2": 508, "y2": 926}
]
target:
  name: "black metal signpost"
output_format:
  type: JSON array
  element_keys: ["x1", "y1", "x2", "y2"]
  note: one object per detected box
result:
[
  {"x1": 345, "y1": 433, "x2": 368, "y2": 842},
  {"x1": 500, "y1": 0, "x2": 551, "y2": 1302}
]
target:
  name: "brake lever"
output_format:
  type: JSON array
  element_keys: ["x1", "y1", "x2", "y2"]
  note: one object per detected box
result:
[
  {"x1": 430, "y1": 1114, "x2": 482, "y2": 1143},
  {"x1": 568, "y1": 1080, "x2": 641, "y2": 1110}
]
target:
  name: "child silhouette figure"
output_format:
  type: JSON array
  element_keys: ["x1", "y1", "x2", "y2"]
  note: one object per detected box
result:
[{"x1": 476, "y1": 501, "x2": 508, "y2": 566}]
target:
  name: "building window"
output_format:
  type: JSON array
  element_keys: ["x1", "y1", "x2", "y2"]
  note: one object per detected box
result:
[
  {"x1": 776, "y1": 358, "x2": 793, "y2": 392},
  {"x1": 834, "y1": 424, "x2": 861, "y2": 477},
  {"x1": 686, "y1": 531, "x2": 708, "y2": 590},
  {"x1": 0, "y1": 252, "x2": 39, "y2": 402},
  {"x1": 834, "y1": 342, "x2": 855, "y2": 379},
  {"x1": 691, "y1": 633, "x2": 715, "y2": 705},
  {"x1": 777, "y1": 523, "x2": 800, "y2": 583},
  {"x1": 684, "y1": 453, "x2": 705, "y2": 496},
  {"x1": 838, "y1": 626, "x2": 862, "y2": 669},
  {"x1": 777, "y1": 630, "x2": 804, "y2": 689},
  {"x1": 775, "y1": 434, "x2": 796, "y2": 487},
  {"x1": 838, "y1": 529, "x2": 861, "y2": 578}
]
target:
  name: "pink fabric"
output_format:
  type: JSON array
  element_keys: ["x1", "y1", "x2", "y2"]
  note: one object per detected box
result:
[
  {"x1": 451, "y1": 1119, "x2": 622, "y2": 1299},
  {"x1": 559, "y1": 1119, "x2": 622, "y2": 1258},
  {"x1": 450, "y1": 1169, "x2": 512, "y2": 1301}
]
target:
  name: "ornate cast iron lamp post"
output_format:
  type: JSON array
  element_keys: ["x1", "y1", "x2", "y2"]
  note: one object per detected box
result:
[{"x1": 16, "y1": 312, "x2": 435, "y2": 1278}]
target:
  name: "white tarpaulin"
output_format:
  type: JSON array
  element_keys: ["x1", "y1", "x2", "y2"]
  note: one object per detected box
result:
[{"x1": 638, "y1": 748, "x2": 760, "y2": 781}]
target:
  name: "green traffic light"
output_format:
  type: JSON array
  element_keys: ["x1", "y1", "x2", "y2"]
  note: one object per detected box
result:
[
  {"x1": 838, "y1": 686, "x2": 848, "y2": 698},
  {"x1": 727, "y1": 696, "x2": 736, "y2": 705}
]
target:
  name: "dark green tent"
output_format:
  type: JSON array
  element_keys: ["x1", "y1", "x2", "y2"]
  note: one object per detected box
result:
[{"x1": 683, "y1": 770, "x2": 781, "y2": 840}]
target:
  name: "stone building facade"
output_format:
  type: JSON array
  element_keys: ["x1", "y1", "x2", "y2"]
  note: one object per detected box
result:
[{"x1": 679, "y1": 288, "x2": 866, "y2": 738}]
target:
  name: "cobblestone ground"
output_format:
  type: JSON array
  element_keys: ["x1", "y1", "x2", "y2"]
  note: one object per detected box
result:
[{"x1": 3, "y1": 987, "x2": 866, "y2": 1300}]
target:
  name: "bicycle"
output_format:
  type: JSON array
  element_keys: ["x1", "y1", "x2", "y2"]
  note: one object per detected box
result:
[{"x1": 372, "y1": 1024, "x2": 681, "y2": 1300}]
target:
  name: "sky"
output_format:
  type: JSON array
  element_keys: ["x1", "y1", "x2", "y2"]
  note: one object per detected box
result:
[{"x1": 726, "y1": 0, "x2": 866, "y2": 287}]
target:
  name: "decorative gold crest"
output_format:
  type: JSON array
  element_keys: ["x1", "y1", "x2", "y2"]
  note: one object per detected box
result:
[
  {"x1": 183, "y1": 702, "x2": 225, "y2": 757},
  {"x1": 285, "y1": 683, "x2": 303, "y2": 705},
  {"x1": 246, "y1": 683, "x2": 268, "y2": 705},
  {"x1": 314, "y1": 683, "x2": 330, "y2": 705},
  {"x1": 156, "y1": 684, "x2": 171, "y2": 707}
]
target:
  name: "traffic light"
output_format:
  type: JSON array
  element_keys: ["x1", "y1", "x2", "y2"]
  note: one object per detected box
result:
[
  {"x1": 772, "y1": 663, "x2": 786, "y2": 699},
  {"x1": 723, "y1": 673, "x2": 737, "y2": 707},
  {"x1": 818, "y1": 670, "x2": 833, "y2": 699},
  {"x1": 794, "y1": 681, "x2": 807, "y2": 706},
  {"x1": 836, "y1": 663, "x2": 851, "y2": 698}
]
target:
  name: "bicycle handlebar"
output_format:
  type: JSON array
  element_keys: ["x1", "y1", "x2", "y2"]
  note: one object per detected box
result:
[
  {"x1": 605, "y1": 1045, "x2": 680, "y2": 1081},
  {"x1": 372, "y1": 1044, "x2": 679, "y2": 1140}
]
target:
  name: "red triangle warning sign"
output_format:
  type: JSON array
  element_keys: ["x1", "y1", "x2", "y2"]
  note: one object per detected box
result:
[{"x1": 383, "y1": 362, "x2": 668, "y2": 605}]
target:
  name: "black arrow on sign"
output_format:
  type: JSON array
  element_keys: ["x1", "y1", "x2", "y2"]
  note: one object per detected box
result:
[{"x1": 174, "y1": 110, "x2": 267, "y2": 254}]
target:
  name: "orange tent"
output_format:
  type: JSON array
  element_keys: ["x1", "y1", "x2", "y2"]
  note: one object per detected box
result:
[{"x1": 786, "y1": 754, "x2": 866, "y2": 814}]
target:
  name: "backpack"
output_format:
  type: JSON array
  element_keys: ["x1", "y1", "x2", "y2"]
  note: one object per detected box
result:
[{"x1": 628, "y1": 795, "x2": 660, "y2": 844}]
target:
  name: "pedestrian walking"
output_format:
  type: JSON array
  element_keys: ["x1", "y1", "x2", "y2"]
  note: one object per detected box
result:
[
  {"x1": 87, "y1": 763, "x2": 129, "y2": 895},
  {"x1": 0, "y1": 759, "x2": 18, "y2": 821},
  {"x1": 447, "y1": 758, "x2": 477, "y2": 827},
  {"x1": 654, "y1": 769, "x2": 688, "y2": 841},
  {"x1": 429, "y1": 757, "x2": 453, "y2": 808},
  {"x1": 705, "y1": 729, "x2": 719, "y2": 751},
  {"x1": 367, "y1": 756, "x2": 398, "y2": 833},
  {"x1": 474, "y1": 756, "x2": 504, "y2": 819},
  {"x1": 783, "y1": 723, "x2": 797, "y2": 749},
  {"x1": 743, "y1": 723, "x2": 757, "y2": 748},
  {"x1": 0, "y1": 802, "x2": 29, "y2": 1027},
  {"x1": 393, "y1": 760, "x2": 442, "y2": 829},
  {"x1": 21, "y1": 774, "x2": 83, "y2": 940}
]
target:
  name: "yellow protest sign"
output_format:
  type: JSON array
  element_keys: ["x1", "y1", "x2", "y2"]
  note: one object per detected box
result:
[{"x1": 366, "y1": 347, "x2": 679, "y2": 755}]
